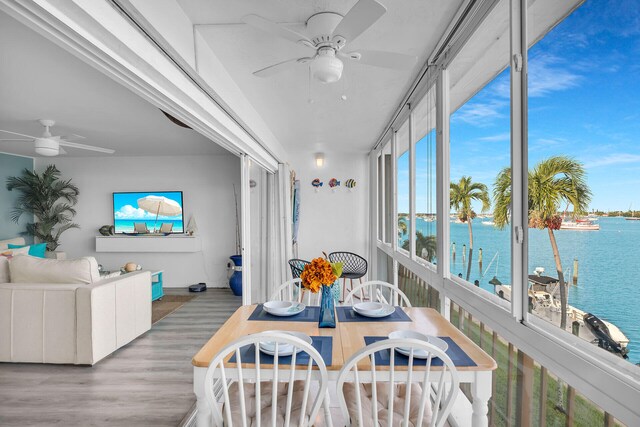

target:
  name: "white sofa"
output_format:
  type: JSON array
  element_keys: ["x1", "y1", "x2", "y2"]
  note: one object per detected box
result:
[{"x1": 0, "y1": 237, "x2": 151, "y2": 365}]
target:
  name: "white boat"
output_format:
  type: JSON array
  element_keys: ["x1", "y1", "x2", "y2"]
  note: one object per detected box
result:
[
  {"x1": 481, "y1": 220, "x2": 495, "y2": 226},
  {"x1": 495, "y1": 271, "x2": 629, "y2": 357},
  {"x1": 560, "y1": 218, "x2": 599, "y2": 230}
]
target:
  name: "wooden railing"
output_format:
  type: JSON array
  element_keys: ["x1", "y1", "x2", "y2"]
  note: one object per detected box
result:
[{"x1": 397, "y1": 263, "x2": 625, "y2": 427}]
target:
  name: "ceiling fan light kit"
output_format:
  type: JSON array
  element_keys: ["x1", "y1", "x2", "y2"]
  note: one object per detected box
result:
[
  {"x1": 311, "y1": 47, "x2": 343, "y2": 83},
  {"x1": 35, "y1": 138, "x2": 59, "y2": 156}
]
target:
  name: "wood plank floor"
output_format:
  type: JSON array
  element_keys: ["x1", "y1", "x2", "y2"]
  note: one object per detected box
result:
[{"x1": 0, "y1": 288, "x2": 241, "y2": 427}]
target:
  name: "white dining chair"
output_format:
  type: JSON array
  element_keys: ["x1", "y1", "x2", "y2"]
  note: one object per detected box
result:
[
  {"x1": 270, "y1": 278, "x2": 321, "y2": 305},
  {"x1": 344, "y1": 280, "x2": 412, "y2": 308},
  {"x1": 204, "y1": 331, "x2": 329, "y2": 427},
  {"x1": 336, "y1": 338, "x2": 459, "y2": 427}
]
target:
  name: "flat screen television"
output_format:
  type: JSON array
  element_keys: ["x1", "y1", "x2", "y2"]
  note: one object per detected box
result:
[{"x1": 113, "y1": 191, "x2": 184, "y2": 234}]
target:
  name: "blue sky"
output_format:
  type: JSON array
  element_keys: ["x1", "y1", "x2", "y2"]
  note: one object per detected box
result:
[
  {"x1": 399, "y1": 0, "x2": 640, "y2": 213},
  {"x1": 113, "y1": 191, "x2": 183, "y2": 220}
]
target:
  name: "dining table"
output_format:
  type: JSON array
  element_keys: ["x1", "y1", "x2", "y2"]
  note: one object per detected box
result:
[{"x1": 192, "y1": 304, "x2": 497, "y2": 427}]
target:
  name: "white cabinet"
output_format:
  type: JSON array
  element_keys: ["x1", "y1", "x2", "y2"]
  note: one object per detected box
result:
[{"x1": 95, "y1": 235, "x2": 201, "y2": 253}]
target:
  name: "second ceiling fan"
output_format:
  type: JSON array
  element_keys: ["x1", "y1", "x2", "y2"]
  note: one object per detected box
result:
[{"x1": 245, "y1": 0, "x2": 417, "y2": 83}]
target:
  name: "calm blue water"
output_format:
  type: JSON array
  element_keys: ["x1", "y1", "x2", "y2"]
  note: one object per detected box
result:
[
  {"x1": 405, "y1": 217, "x2": 640, "y2": 363},
  {"x1": 114, "y1": 220, "x2": 183, "y2": 233}
]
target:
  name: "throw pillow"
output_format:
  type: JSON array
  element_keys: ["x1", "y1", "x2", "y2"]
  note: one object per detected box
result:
[{"x1": 8, "y1": 243, "x2": 47, "y2": 258}]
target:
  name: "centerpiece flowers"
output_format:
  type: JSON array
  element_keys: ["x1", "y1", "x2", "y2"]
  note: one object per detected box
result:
[{"x1": 300, "y1": 255, "x2": 342, "y2": 328}]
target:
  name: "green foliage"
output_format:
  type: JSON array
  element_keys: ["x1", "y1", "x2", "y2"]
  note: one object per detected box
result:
[
  {"x1": 6, "y1": 165, "x2": 79, "y2": 251},
  {"x1": 401, "y1": 231, "x2": 436, "y2": 263},
  {"x1": 450, "y1": 176, "x2": 491, "y2": 222},
  {"x1": 331, "y1": 261, "x2": 343, "y2": 279},
  {"x1": 492, "y1": 156, "x2": 591, "y2": 230}
]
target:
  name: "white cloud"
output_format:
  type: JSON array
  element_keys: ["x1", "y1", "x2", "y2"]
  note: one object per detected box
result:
[
  {"x1": 452, "y1": 100, "x2": 507, "y2": 126},
  {"x1": 114, "y1": 204, "x2": 180, "y2": 220},
  {"x1": 478, "y1": 133, "x2": 511, "y2": 142},
  {"x1": 584, "y1": 153, "x2": 640, "y2": 168},
  {"x1": 528, "y1": 54, "x2": 582, "y2": 97}
]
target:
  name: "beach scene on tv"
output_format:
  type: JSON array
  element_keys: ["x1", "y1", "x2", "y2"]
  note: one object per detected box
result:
[{"x1": 113, "y1": 191, "x2": 184, "y2": 234}]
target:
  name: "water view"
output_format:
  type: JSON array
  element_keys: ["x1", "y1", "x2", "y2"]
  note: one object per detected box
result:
[{"x1": 401, "y1": 216, "x2": 640, "y2": 364}]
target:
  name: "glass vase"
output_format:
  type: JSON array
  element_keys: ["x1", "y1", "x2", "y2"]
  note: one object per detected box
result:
[{"x1": 318, "y1": 283, "x2": 337, "y2": 328}]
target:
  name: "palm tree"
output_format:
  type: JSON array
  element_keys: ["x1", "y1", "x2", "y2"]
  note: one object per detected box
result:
[
  {"x1": 398, "y1": 217, "x2": 407, "y2": 237},
  {"x1": 6, "y1": 165, "x2": 80, "y2": 251},
  {"x1": 402, "y1": 231, "x2": 436, "y2": 262},
  {"x1": 450, "y1": 176, "x2": 491, "y2": 281},
  {"x1": 493, "y1": 156, "x2": 590, "y2": 330}
]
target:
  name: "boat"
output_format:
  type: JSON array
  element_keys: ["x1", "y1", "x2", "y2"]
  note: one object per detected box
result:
[
  {"x1": 560, "y1": 218, "x2": 599, "y2": 230},
  {"x1": 481, "y1": 220, "x2": 495, "y2": 226},
  {"x1": 495, "y1": 269, "x2": 629, "y2": 358},
  {"x1": 584, "y1": 313, "x2": 629, "y2": 358}
]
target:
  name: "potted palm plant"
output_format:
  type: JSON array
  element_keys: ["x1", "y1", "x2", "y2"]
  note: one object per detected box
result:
[{"x1": 6, "y1": 165, "x2": 79, "y2": 257}]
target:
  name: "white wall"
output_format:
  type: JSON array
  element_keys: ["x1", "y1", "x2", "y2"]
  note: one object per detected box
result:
[
  {"x1": 35, "y1": 155, "x2": 240, "y2": 288},
  {"x1": 288, "y1": 152, "x2": 370, "y2": 278}
]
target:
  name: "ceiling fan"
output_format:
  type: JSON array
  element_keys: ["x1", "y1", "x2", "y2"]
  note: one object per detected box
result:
[
  {"x1": 244, "y1": 0, "x2": 417, "y2": 83},
  {"x1": 0, "y1": 119, "x2": 115, "y2": 156}
]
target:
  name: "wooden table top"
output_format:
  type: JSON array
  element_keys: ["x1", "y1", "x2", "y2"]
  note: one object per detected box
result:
[{"x1": 192, "y1": 305, "x2": 497, "y2": 372}]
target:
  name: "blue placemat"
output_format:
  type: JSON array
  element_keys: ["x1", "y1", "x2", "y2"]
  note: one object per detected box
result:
[
  {"x1": 249, "y1": 304, "x2": 320, "y2": 322},
  {"x1": 336, "y1": 306, "x2": 412, "y2": 322},
  {"x1": 229, "y1": 336, "x2": 332, "y2": 366},
  {"x1": 364, "y1": 336, "x2": 476, "y2": 367}
]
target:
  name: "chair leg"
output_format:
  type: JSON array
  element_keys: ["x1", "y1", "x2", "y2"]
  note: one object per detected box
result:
[
  {"x1": 340, "y1": 278, "x2": 346, "y2": 303},
  {"x1": 359, "y1": 277, "x2": 364, "y2": 300}
]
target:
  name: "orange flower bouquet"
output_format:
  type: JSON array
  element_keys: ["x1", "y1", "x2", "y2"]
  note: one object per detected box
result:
[
  {"x1": 300, "y1": 257, "x2": 343, "y2": 293},
  {"x1": 300, "y1": 256, "x2": 342, "y2": 327}
]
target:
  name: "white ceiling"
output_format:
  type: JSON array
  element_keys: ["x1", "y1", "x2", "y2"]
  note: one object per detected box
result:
[
  {"x1": 0, "y1": 10, "x2": 228, "y2": 158},
  {"x1": 180, "y1": 0, "x2": 464, "y2": 153}
]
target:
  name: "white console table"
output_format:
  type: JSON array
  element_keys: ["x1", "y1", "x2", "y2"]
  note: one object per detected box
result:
[{"x1": 95, "y1": 235, "x2": 201, "y2": 253}]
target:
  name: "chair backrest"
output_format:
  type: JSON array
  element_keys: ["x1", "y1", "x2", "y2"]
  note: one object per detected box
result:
[
  {"x1": 327, "y1": 252, "x2": 368, "y2": 276},
  {"x1": 204, "y1": 332, "x2": 328, "y2": 427},
  {"x1": 336, "y1": 338, "x2": 459, "y2": 427},
  {"x1": 288, "y1": 259, "x2": 310, "y2": 279},
  {"x1": 344, "y1": 280, "x2": 412, "y2": 307},
  {"x1": 270, "y1": 278, "x2": 321, "y2": 305},
  {"x1": 133, "y1": 222, "x2": 149, "y2": 233},
  {"x1": 159, "y1": 223, "x2": 173, "y2": 233}
]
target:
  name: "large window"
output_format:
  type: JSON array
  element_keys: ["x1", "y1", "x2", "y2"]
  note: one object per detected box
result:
[
  {"x1": 412, "y1": 88, "x2": 437, "y2": 265},
  {"x1": 447, "y1": 0, "x2": 512, "y2": 297},
  {"x1": 396, "y1": 122, "x2": 410, "y2": 250},
  {"x1": 527, "y1": 0, "x2": 640, "y2": 367}
]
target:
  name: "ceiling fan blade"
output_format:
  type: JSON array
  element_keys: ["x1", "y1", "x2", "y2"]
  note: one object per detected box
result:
[
  {"x1": 0, "y1": 129, "x2": 37, "y2": 139},
  {"x1": 0, "y1": 138, "x2": 31, "y2": 141},
  {"x1": 253, "y1": 57, "x2": 312, "y2": 78},
  {"x1": 332, "y1": 0, "x2": 386, "y2": 44},
  {"x1": 55, "y1": 133, "x2": 86, "y2": 141},
  {"x1": 58, "y1": 140, "x2": 115, "y2": 154},
  {"x1": 341, "y1": 50, "x2": 417, "y2": 69},
  {"x1": 243, "y1": 15, "x2": 312, "y2": 46}
]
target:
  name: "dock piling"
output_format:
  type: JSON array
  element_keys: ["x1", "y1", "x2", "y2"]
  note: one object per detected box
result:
[{"x1": 572, "y1": 258, "x2": 579, "y2": 285}]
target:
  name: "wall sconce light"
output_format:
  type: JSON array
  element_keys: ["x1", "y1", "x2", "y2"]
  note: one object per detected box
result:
[{"x1": 315, "y1": 153, "x2": 325, "y2": 168}]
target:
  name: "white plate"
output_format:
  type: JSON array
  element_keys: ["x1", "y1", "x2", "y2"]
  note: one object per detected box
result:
[
  {"x1": 258, "y1": 331, "x2": 313, "y2": 356},
  {"x1": 388, "y1": 330, "x2": 449, "y2": 359},
  {"x1": 263, "y1": 302, "x2": 306, "y2": 317},
  {"x1": 353, "y1": 303, "x2": 395, "y2": 318}
]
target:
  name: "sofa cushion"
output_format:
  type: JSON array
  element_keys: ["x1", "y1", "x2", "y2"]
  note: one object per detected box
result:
[
  {"x1": 8, "y1": 243, "x2": 47, "y2": 258},
  {"x1": 0, "y1": 237, "x2": 26, "y2": 251},
  {"x1": 0, "y1": 257, "x2": 9, "y2": 283},
  {"x1": 9, "y1": 255, "x2": 101, "y2": 284}
]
